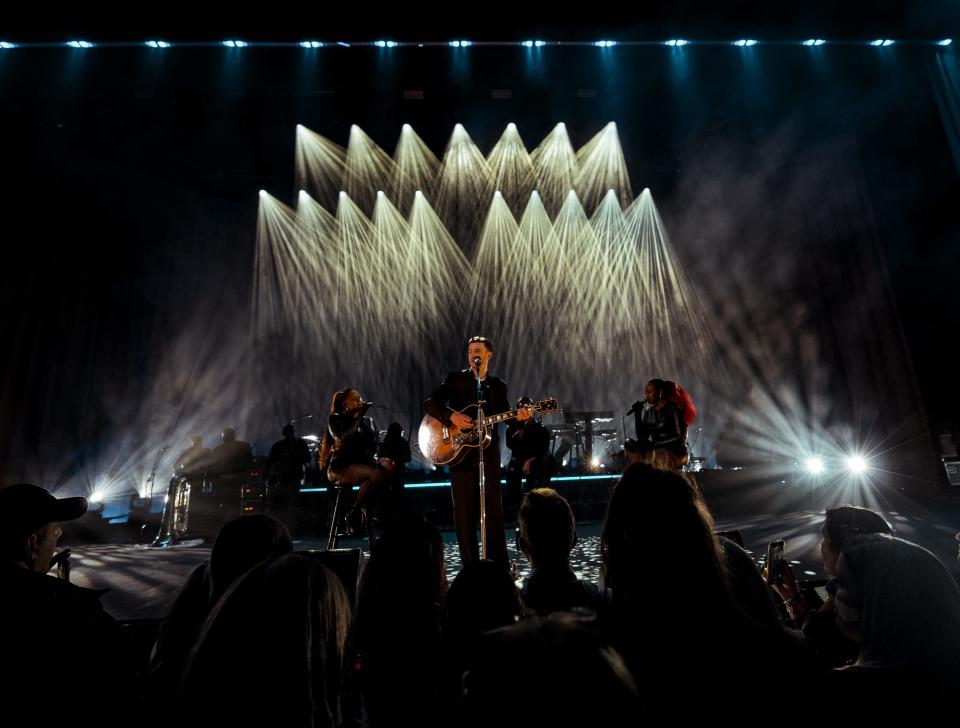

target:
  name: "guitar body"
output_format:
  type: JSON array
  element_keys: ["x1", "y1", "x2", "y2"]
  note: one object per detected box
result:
[
  {"x1": 418, "y1": 397, "x2": 559, "y2": 467},
  {"x1": 418, "y1": 404, "x2": 492, "y2": 467}
]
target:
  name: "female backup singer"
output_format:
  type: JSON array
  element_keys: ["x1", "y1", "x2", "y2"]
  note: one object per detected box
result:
[
  {"x1": 625, "y1": 378, "x2": 697, "y2": 470},
  {"x1": 318, "y1": 388, "x2": 394, "y2": 531}
]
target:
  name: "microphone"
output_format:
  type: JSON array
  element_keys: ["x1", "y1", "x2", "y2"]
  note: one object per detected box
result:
[
  {"x1": 625, "y1": 401, "x2": 644, "y2": 416},
  {"x1": 473, "y1": 356, "x2": 482, "y2": 367}
]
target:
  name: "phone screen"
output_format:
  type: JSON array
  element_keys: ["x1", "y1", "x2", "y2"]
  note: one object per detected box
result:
[{"x1": 766, "y1": 540, "x2": 785, "y2": 582}]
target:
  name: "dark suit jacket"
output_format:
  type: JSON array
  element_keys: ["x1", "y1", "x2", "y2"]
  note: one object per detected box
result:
[{"x1": 425, "y1": 369, "x2": 510, "y2": 470}]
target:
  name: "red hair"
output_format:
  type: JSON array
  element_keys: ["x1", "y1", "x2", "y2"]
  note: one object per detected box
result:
[{"x1": 650, "y1": 379, "x2": 697, "y2": 426}]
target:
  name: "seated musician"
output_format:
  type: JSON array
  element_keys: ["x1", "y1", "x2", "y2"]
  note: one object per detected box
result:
[
  {"x1": 625, "y1": 378, "x2": 697, "y2": 470},
  {"x1": 505, "y1": 396, "x2": 555, "y2": 511},
  {"x1": 318, "y1": 388, "x2": 394, "y2": 531}
]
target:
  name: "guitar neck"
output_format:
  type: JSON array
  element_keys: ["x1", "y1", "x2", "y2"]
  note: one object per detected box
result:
[{"x1": 480, "y1": 408, "x2": 526, "y2": 427}]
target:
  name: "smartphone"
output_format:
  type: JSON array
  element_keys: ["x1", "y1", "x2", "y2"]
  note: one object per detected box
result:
[{"x1": 766, "y1": 539, "x2": 785, "y2": 584}]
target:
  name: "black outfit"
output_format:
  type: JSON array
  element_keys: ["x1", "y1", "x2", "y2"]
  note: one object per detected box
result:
[
  {"x1": 377, "y1": 431, "x2": 412, "y2": 529},
  {"x1": 326, "y1": 411, "x2": 379, "y2": 481},
  {"x1": 378, "y1": 433, "x2": 412, "y2": 485},
  {"x1": 632, "y1": 401, "x2": 688, "y2": 459},
  {"x1": 0, "y1": 564, "x2": 130, "y2": 718},
  {"x1": 199, "y1": 438, "x2": 253, "y2": 539},
  {"x1": 505, "y1": 418, "x2": 554, "y2": 508},
  {"x1": 264, "y1": 435, "x2": 311, "y2": 535},
  {"x1": 425, "y1": 369, "x2": 510, "y2": 566},
  {"x1": 208, "y1": 439, "x2": 254, "y2": 477},
  {"x1": 173, "y1": 444, "x2": 210, "y2": 481},
  {"x1": 521, "y1": 566, "x2": 609, "y2": 620}
]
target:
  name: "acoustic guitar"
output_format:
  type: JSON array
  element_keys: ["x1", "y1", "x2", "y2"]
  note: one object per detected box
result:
[{"x1": 418, "y1": 397, "x2": 559, "y2": 467}]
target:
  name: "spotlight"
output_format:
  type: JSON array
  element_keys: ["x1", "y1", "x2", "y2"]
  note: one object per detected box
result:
[
  {"x1": 259, "y1": 189, "x2": 267, "y2": 197},
  {"x1": 804, "y1": 458, "x2": 825, "y2": 475},
  {"x1": 449, "y1": 40, "x2": 460, "y2": 47},
  {"x1": 845, "y1": 455, "x2": 869, "y2": 474},
  {"x1": 882, "y1": 39, "x2": 895, "y2": 47},
  {"x1": 300, "y1": 41, "x2": 324, "y2": 48},
  {"x1": 449, "y1": 40, "x2": 472, "y2": 48},
  {"x1": 337, "y1": 42, "x2": 351, "y2": 47},
  {"x1": 375, "y1": 40, "x2": 398, "y2": 48},
  {"x1": 591, "y1": 457, "x2": 601, "y2": 468},
  {"x1": 870, "y1": 39, "x2": 895, "y2": 47},
  {"x1": 298, "y1": 189, "x2": 308, "y2": 199},
  {"x1": 594, "y1": 40, "x2": 617, "y2": 47},
  {"x1": 222, "y1": 40, "x2": 247, "y2": 48},
  {"x1": 802, "y1": 39, "x2": 826, "y2": 46},
  {"x1": 939, "y1": 39, "x2": 953, "y2": 46},
  {"x1": 67, "y1": 41, "x2": 95, "y2": 49},
  {"x1": 90, "y1": 491, "x2": 105, "y2": 504},
  {"x1": 665, "y1": 39, "x2": 688, "y2": 47},
  {"x1": 523, "y1": 40, "x2": 534, "y2": 47},
  {"x1": 535, "y1": 40, "x2": 546, "y2": 47},
  {"x1": 733, "y1": 39, "x2": 757, "y2": 47},
  {"x1": 0, "y1": 41, "x2": 17, "y2": 49},
  {"x1": 146, "y1": 40, "x2": 171, "y2": 48}
]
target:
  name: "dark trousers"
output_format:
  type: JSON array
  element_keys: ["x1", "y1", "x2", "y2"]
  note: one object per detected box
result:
[
  {"x1": 268, "y1": 483, "x2": 299, "y2": 537},
  {"x1": 450, "y1": 448, "x2": 507, "y2": 567}
]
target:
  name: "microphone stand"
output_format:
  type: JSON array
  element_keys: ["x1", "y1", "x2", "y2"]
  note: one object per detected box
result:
[{"x1": 474, "y1": 357, "x2": 487, "y2": 560}]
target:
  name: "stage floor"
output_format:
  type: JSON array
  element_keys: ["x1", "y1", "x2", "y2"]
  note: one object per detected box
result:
[{"x1": 69, "y1": 501, "x2": 960, "y2": 621}]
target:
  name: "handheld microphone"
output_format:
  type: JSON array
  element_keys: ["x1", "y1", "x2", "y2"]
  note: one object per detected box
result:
[{"x1": 473, "y1": 356, "x2": 482, "y2": 367}]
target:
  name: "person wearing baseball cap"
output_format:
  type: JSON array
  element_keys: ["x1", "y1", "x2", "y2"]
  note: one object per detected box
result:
[
  {"x1": 0, "y1": 484, "x2": 128, "y2": 713},
  {"x1": 0, "y1": 483, "x2": 87, "y2": 573}
]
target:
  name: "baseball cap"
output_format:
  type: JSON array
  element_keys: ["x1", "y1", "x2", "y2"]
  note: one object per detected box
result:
[{"x1": 0, "y1": 484, "x2": 88, "y2": 536}]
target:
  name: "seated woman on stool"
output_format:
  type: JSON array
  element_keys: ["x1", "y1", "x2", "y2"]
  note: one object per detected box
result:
[
  {"x1": 624, "y1": 378, "x2": 697, "y2": 470},
  {"x1": 318, "y1": 388, "x2": 394, "y2": 544}
]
